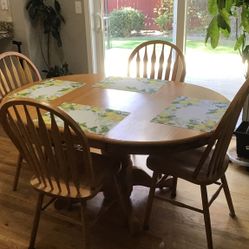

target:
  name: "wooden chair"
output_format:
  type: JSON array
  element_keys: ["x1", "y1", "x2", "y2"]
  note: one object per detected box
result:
[
  {"x1": 128, "y1": 40, "x2": 186, "y2": 82},
  {"x1": 143, "y1": 78, "x2": 249, "y2": 249},
  {"x1": 128, "y1": 40, "x2": 186, "y2": 193},
  {"x1": 0, "y1": 98, "x2": 122, "y2": 249},
  {"x1": 0, "y1": 51, "x2": 42, "y2": 191}
]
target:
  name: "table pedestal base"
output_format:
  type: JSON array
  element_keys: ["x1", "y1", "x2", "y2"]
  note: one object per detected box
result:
[{"x1": 53, "y1": 155, "x2": 174, "y2": 234}]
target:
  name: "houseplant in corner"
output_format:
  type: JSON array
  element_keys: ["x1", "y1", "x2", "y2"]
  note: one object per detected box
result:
[
  {"x1": 26, "y1": 0, "x2": 69, "y2": 77},
  {"x1": 206, "y1": 0, "x2": 249, "y2": 163}
]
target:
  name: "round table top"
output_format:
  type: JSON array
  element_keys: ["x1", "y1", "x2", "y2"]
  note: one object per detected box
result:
[{"x1": 8, "y1": 74, "x2": 229, "y2": 154}]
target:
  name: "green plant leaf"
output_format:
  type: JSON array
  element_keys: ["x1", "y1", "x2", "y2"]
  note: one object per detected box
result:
[
  {"x1": 242, "y1": 45, "x2": 249, "y2": 63},
  {"x1": 26, "y1": 0, "x2": 33, "y2": 10},
  {"x1": 208, "y1": 0, "x2": 218, "y2": 15},
  {"x1": 241, "y1": 5, "x2": 249, "y2": 33},
  {"x1": 217, "y1": 9, "x2": 231, "y2": 34},
  {"x1": 26, "y1": 0, "x2": 65, "y2": 68},
  {"x1": 234, "y1": 34, "x2": 245, "y2": 50},
  {"x1": 54, "y1": 0, "x2": 61, "y2": 12},
  {"x1": 220, "y1": 8, "x2": 231, "y2": 26},
  {"x1": 217, "y1": 0, "x2": 226, "y2": 9},
  {"x1": 206, "y1": 16, "x2": 220, "y2": 48},
  {"x1": 234, "y1": 0, "x2": 244, "y2": 7},
  {"x1": 225, "y1": 0, "x2": 233, "y2": 11}
]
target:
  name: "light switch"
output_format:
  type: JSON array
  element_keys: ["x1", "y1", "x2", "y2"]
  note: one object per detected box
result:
[
  {"x1": 1, "y1": 0, "x2": 8, "y2": 10},
  {"x1": 75, "y1": 1, "x2": 82, "y2": 14}
]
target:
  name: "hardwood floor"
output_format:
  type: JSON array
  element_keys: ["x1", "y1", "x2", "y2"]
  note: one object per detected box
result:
[{"x1": 0, "y1": 133, "x2": 248, "y2": 249}]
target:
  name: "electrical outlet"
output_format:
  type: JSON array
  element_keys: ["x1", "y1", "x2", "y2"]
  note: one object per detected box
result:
[
  {"x1": 1, "y1": 0, "x2": 8, "y2": 10},
  {"x1": 75, "y1": 1, "x2": 82, "y2": 14}
]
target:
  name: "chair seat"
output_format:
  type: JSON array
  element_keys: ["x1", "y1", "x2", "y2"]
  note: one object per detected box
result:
[
  {"x1": 147, "y1": 147, "x2": 229, "y2": 185},
  {"x1": 31, "y1": 152, "x2": 120, "y2": 199}
]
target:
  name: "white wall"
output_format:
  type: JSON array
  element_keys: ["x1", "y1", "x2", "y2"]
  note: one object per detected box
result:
[
  {"x1": 7, "y1": 0, "x2": 88, "y2": 76},
  {"x1": 9, "y1": 0, "x2": 47, "y2": 71},
  {"x1": 59, "y1": 0, "x2": 88, "y2": 73}
]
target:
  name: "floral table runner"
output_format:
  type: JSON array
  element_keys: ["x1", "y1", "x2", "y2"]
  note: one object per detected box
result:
[
  {"x1": 50, "y1": 102, "x2": 129, "y2": 135},
  {"x1": 152, "y1": 96, "x2": 229, "y2": 132},
  {"x1": 93, "y1": 76, "x2": 167, "y2": 94},
  {"x1": 12, "y1": 79, "x2": 85, "y2": 101}
]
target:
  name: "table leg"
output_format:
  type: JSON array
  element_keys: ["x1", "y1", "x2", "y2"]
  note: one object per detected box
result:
[
  {"x1": 106, "y1": 155, "x2": 174, "y2": 233},
  {"x1": 119, "y1": 156, "x2": 142, "y2": 234},
  {"x1": 102, "y1": 155, "x2": 141, "y2": 234}
]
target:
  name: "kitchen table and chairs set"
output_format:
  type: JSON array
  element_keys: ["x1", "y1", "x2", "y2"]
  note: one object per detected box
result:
[{"x1": 0, "y1": 40, "x2": 248, "y2": 249}]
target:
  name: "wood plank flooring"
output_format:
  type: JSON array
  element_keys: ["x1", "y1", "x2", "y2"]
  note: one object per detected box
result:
[{"x1": 0, "y1": 132, "x2": 248, "y2": 249}]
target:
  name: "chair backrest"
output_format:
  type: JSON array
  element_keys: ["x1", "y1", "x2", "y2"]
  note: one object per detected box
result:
[
  {"x1": 0, "y1": 51, "x2": 41, "y2": 99},
  {"x1": 194, "y1": 78, "x2": 249, "y2": 180},
  {"x1": 0, "y1": 99, "x2": 96, "y2": 197},
  {"x1": 127, "y1": 40, "x2": 186, "y2": 82}
]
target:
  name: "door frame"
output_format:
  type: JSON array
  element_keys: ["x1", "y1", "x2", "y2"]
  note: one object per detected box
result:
[{"x1": 83, "y1": 0, "x2": 105, "y2": 74}]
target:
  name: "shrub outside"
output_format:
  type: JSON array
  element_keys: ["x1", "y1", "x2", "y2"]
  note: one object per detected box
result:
[{"x1": 109, "y1": 7, "x2": 145, "y2": 37}]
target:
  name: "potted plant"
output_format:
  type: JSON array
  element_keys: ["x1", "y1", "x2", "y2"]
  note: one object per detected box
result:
[
  {"x1": 26, "y1": 0, "x2": 69, "y2": 77},
  {"x1": 206, "y1": 0, "x2": 249, "y2": 162}
]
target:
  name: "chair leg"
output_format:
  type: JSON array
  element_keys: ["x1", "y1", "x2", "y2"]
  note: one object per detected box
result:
[
  {"x1": 28, "y1": 192, "x2": 44, "y2": 249},
  {"x1": 171, "y1": 177, "x2": 178, "y2": 199},
  {"x1": 80, "y1": 200, "x2": 90, "y2": 249},
  {"x1": 221, "y1": 175, "x2": 236, "y2": 217},
  {"x1": 200, "y1": 185, "x2": 213, "y2": 249},
  {"x1": 13, "y1": 153, "x2": 23, "y2": 191},
  {"x1": 143, "y1": 172, "x2": 158, "y2": 230}
]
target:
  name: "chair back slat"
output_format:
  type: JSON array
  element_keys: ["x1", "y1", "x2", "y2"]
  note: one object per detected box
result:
[
  {"x1": 0, "y1": 52, "x2": 41, "y2": 99},
  {"x1": 165, "y1": 48, "x2": 173, "y2": 80},
  {"x1": 16, "y1": 57, "x2": 27, "y2": 83},
  {"x1": 23, "y1": 59, "x2": 35, "y2": 83},
  {"x1": 50, "y1": 115, "x2": 67, "y2": 192},
  {"x1": 194, "y1": 78, "x2": 249, "y2": 180},
  {"x1": 37, "y1": 108, "x2": 58, "y2": 188},
  {"x1": 10, "y1": 57, "x2": 22, "y2": 89},
  {"x1": 150, "y1": 44, "x2": 156, "y2": 79},
  {"x1": 171, "y1": 55, "x2": 179, "y2": 81},
  {"x1": 3, "y1": 59, "x2": 15, "y2": 90},
  {"x1": 158, "y1": 44, "x2": 165, "y2": 79},
  {"x1": 128, "y1": 40, "x2": 186, "y2": 82},
  {"x1": 0, "y1": 99, "x2": 96, "y2": 198},
  {"x1": 12, "y1": 105, "x2": 45, "y2": 183},
  {"x1": 143, "y1": 47, "x2": 148, "y2": 79},
  {"x1": 136, "y1": 52, "x2": 141, "y2": 78},
  {"x1": 24, "y1": 105, "x2": 48, "y2": 184},
  {"x1": 0, "y1": 69, "x2": 10, "y2": 97}
]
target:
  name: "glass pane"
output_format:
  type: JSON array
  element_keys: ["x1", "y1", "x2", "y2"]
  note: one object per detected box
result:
[
  {"x1": 185, "y1": 0, "x2": 245, "y2": 100},
  {"x1": 104, "y1": 0, "x2": 173, "y2": 77}
]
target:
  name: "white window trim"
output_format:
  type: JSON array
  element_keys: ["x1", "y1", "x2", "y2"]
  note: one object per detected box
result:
[
  {"x1": 83, "y1": 0, "x2": 105, "y2": 75},
  {"x1": 173, "y1": 0, "x2": 187, "y2": 53}
]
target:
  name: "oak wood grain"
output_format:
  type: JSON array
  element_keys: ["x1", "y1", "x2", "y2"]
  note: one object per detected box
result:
[{"x1": 3, "y1": 74, "x2": 228, "y2": 155}]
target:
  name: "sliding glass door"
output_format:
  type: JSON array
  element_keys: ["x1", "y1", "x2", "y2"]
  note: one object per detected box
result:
[
  {"x1": 84, "y1": 0, "x2": 187, "y2": 77},
  {"x1": 185, "y1": 0, "x2": 245, "y2": 100},
  {"x1": 104, "y1": 0, "x2": 189, "y2": 77},
  {"x1": 84, "y1": 0, "x2": 245, "y2": 101}
]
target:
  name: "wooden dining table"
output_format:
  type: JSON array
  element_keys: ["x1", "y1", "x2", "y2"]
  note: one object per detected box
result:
[
  {"x1": 5, "y1": 73, "x2": 229, "y2": 232},
  {"x1": 44, "y1": 74, "x2": 228, "y2": 152}
]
